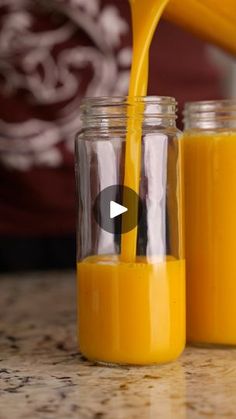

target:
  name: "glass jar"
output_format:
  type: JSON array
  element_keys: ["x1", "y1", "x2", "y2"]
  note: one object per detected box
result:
[
  {"x1": 75, "y1": 96, "x2": 185, "y2": 365},
  {"x1": 183, "y1": 99, "x2": 236, "y2": 346}
]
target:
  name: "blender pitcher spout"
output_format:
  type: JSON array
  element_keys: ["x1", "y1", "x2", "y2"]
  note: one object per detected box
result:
[{"x1": 164, "y1": 0, "x2": 236, "y2": 56}]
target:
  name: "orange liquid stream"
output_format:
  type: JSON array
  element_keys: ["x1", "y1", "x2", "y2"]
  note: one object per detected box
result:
[{"x1": 121, "y1": 0, "x2": 170, "y2": 262}]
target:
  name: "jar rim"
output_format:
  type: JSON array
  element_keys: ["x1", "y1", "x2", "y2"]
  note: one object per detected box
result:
[
  {"x1": 81, "y1": 96, "x2": 177, "y2": 108},
  {"x1": 80, "y1": 96, "x2": 177, "y2": 123},
  {"x1": 184, "y1": 99, "x2": 236, "y2": 131},
  {"x1": 80, "y1": 96, "x2": 178, "y2": 130}
]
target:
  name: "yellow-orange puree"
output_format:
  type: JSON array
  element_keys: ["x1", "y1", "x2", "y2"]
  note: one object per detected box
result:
[{"x1": 184, "y1": 132, "x2": 236, "y2": 345}]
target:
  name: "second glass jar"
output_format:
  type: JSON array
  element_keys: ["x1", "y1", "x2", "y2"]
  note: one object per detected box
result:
[{"x1": 183, "y1": 99, "x2": 236, "y2": 346}]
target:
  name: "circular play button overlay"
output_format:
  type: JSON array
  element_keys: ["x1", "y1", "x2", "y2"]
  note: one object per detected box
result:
[{"x1": 93, "y1": 185, "x2": 143, "y2": 234}]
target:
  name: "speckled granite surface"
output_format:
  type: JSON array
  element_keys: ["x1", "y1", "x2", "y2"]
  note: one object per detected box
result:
[{"x1": 1, "y1": 272, "x2": 236, "y2": 419}]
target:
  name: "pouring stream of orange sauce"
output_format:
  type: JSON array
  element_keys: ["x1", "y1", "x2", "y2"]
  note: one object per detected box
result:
[{"x1": 121, "y1": 0, "x2": 170, "y2": 261}]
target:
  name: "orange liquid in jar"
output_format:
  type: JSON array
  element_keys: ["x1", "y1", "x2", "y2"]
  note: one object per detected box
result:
[
  {"x1": 78, "y1": 256, "x2": 185, "y2": 365},
  {"x1": 184, "y1": 132, "x2": 236, "y2": 345}
]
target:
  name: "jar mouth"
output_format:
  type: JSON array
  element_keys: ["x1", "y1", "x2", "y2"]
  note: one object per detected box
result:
[
  {"x1": 81, "y1": 95, "x2": 176, "y2": 106},
  {"x1": 184, "y1": 99, "x2": 236, "y2": 130},
  {"x1": 80, "y1": 96, "x2": 177, "y2": 125}
]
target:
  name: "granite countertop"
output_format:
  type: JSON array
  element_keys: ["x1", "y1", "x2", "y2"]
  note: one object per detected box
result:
[{"x1": 1, "y1": 272, "x2": 236, "y2": 419}]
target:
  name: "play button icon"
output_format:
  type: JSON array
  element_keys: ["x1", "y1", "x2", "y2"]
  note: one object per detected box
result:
[
  {"x1": 93, "y1": 185, "x2": 143, "y2": 234},
  {"x1": 110, "y1": 201, "x2": 128, "y2": 219}
]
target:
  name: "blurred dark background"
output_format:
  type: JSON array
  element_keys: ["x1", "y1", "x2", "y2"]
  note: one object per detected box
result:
[{"x1": 0, "y1": 0, "x2": 233, "y2": 272}]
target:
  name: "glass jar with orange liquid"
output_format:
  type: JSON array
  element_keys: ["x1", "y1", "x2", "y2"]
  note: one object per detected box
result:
[
  {"x1": 183, "y1": 99, "x2": 236, "y2": 346},
  {"x1": 76, "y1": 96, "x2": 185, "y2": 365}
]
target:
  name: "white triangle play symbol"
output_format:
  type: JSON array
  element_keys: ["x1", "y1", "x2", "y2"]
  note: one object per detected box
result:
[{"x1": 110, "y1": 200, "x2": 128, "y2": 219}]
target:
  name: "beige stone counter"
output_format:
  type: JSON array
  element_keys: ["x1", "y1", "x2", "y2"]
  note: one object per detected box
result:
[{"x1": 1, "y1": 272, "x2": 236, "y2": 419}]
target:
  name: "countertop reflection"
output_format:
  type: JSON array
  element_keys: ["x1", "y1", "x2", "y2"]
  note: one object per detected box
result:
[{"x1": 1, "y1": 272, "x2": 236, "y2": 418}]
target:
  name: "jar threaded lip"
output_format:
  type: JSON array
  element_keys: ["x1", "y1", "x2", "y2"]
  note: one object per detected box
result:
[
  {"x1": 81, "y1": 95, "x2": 176, "y2": 105},
  {"x1": 80, "y1": 96, "x2": 177, "y2": 128},
  {"x1": 184, "y1": 99, "x2": 236, "y2": 130}
]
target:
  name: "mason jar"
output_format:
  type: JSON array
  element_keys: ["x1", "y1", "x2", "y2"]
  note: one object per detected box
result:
[
  {"x1": 75, "y1": 96, "x2": 185, "y2": 365},
  {"x1": 183, "y1": 99, "x2": 236, "y2": 346}
]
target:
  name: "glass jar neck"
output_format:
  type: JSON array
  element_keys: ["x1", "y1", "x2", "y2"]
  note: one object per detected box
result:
[
  {"x1": 184, "y1": 99, "x2": 236, "y2": 131},
  {"x1": 80, "y1": 96, "x2": 177, "y2": 131}
]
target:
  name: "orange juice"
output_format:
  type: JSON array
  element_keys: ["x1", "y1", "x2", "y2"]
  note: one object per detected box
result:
[
  {"x1": 78, "y1": 256, "x2": 185, "y2": 365},
  {"x1": 184, "y1": 132, "x2": 236, "y2": 345}
]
